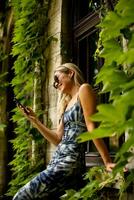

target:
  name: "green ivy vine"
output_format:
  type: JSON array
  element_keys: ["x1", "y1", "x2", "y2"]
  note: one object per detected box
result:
[{"x1": 6, "y1": 0, "x2": 50, "y2": 196}]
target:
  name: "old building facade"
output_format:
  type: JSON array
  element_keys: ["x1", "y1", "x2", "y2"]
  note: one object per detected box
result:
[{"x1": 0, "y1": 0, "x2": 134, "y2": 199}]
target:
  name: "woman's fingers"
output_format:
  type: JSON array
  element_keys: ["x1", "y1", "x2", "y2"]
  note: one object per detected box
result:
[
  {"x1": 106, "y1": 163, "x2": 116, "y2": 172},
  {"x1": 19, "y1": 106, "x2": 36, "y2": 120},
  {"x1": 106, "y1": 163, "x2": 128, "y2": 173},
  {"x1": 24, "y1": 107, "x2": 34, "y2": 116}
]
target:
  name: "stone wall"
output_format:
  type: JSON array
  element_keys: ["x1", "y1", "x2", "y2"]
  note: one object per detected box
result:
[
  {"x1": 44, "y1": 0, "x2": 73, "y2": 164},
  {"x1": 44, "y1": 0, "x2": 62, "y2": 163}
]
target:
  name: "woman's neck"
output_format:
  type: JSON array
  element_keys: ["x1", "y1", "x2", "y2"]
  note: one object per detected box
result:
[{"x1": 70, "y1": 85, "x2": 80, "y2": 98}]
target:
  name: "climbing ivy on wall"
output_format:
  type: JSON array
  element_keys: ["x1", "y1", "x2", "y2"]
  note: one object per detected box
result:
[{"x1": 6, "y1": 0, "x2": 50, "y2": 196}]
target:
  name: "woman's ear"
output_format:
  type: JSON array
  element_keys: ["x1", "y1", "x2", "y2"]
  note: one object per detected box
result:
[{"x1": 69, "y1": 70, "x2": 74, "y2": 79}]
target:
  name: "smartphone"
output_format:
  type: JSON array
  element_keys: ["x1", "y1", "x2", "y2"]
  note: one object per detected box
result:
[{"x1": 14, "y1": 98, "x2": 30, "y2": 114}]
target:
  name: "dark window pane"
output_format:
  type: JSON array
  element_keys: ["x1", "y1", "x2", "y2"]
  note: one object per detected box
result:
[
  {"x1": 74, "y1": 30, "x2": 99, "y2": 85},
  {"x1": 73, "y1": 0, "x2": 101, "y2": 24}
]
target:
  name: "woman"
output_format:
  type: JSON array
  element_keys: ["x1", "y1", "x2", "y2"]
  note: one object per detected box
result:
[{"x1": 13, "y1": 63, "x2": 115, "y2": 200}]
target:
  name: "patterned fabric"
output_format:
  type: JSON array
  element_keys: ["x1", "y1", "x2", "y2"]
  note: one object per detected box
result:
[{"x1": 13, "y1": 100, "x2": 87, "y2": 200}]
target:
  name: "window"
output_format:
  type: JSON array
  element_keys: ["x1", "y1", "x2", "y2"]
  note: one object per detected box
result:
[{"x1": 72, "y1": 0, "x2": 123, "y2": 166}]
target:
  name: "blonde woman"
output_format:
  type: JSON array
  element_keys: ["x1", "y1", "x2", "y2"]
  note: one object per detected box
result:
[{"x1": 13, "y1": 63, "x2": 115, "y2": 200}]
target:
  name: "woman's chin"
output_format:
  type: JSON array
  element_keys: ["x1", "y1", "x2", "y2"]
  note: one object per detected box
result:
[{"x1": 60, "y1": 88, "x2": 67, "y2": 94}]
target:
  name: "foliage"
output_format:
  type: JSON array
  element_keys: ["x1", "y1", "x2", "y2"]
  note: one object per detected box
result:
[
  {"x1": 6, "y1": 0, "x2": 50, "y2": 196},
  {"x1": 0, "y1": 42, "x2": 7, "y2": 62},
  {"x1": 3, "y1": 0, "x2": 134, "y2": 199},
  {"x1": 0, "y1": 72, "x2": 9, "y2": 90},
  {"x1": 70, "y1": 0, "x2": 134, "y2": 199},
  {"x1": 61, "y1": 166, "x2": 124, "y2": 200}
]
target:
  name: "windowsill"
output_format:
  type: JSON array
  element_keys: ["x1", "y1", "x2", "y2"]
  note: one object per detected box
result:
[{"x1": 85, "y1": 152, "x2": 115, "y2": 167}]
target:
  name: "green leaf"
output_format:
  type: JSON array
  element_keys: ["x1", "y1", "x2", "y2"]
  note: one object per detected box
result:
[
  {"x1": 116, "y1": 0, "x2": 134, "y2": 21},
  {"x1": 100, "y1": 12, "x2": 123, "y2": 40},
  {"x1": 116, "y1": 134, "x2": 134, "y2": 158},
  {"x1": 100, "y1": 0, "x2": 134, "y2": 41},
  {"x1": 77, "y1": 127, "x2": 115, "y2": 143},
  {"x1": 114, "y1": 89, "x2": 134, "y2": 109},
  {"x1": 101, "y1": 70, "x2": 128, "y2": 92},
  {"x1": 121, "y1": 79, "x2": 134, "y2": 91},
  {"x1": 100, "y1": 39, "x2": 123, "y2": 65},
  {"x1": 122, "y1": 49, "x2": 134, "y2": 65},
  {"x1": 92, "y1": 104, "x2": 125, "y2": 123},
  {"x1": 7, "y1": 0, "x2": 48, "y2": 196}
]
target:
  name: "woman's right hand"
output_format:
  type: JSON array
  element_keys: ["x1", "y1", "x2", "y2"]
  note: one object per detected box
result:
[{"x1": 18, "y1": 106, "x2": 39, "y2": 127}]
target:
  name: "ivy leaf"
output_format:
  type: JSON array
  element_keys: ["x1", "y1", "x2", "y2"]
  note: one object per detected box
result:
[
  {"x1": 93, "y1": 104, "x2": 125, "y2": 123},
  {"x1": 116, "y1": 134, "x2": 134, "y2": 159},
  {"x1": 101, "y1": 70, "x2": 128, "y2": 92},
  {"x1": 121, "y1": 79, "x2": 134, "y2": 91},
  {"x1": 60, "y1": 189, "x2": 77, "y2": 200},
  {"x1": 114, "y1": 89, "x2": 134, "y2": 110},
  {"x1": 96, "y1": 67, "x2": 128, "y2": 93},
  {"x1": 95, "y1": 65, "x2": 114, "y2": 84},
  {"x1": 77, "y1": 127, "x2": 115, "y2": 143},
  {"x1": 100, "y1": 12, "x2": 123, "y2": 40},
  {"x1": 116, "y1": 0, "x2": 134, "y2": 21},
  {"x1": 100, "y1": 0, "x2": 134, "y2": 41},
  {"x1": 122, "y1": 49, "x2": 134, "y2": 65},
  {"x1": 100, "y1": 39, "x2": 123, "y2": 65},
  {"x1": 92, "y1": 104, "x2": 115, "y2": 121}
]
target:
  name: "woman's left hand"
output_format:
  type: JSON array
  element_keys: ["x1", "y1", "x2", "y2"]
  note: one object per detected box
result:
[{"x1": 105, "y1": 162, "x2": 116, "y2": 172}]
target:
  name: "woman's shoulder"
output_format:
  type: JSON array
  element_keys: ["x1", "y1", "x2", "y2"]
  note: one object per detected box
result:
[
  {"x1": 78, "y1": 83, "x2": 96, "y2": 100},
  {"x1": 79, "y1": 83, "x2": 93, "y2": 93}
]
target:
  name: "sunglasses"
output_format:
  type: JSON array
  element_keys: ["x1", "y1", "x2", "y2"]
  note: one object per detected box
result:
[
  {"x1": 53, "y1": 68, "x2": 70, "y2": 89},
  {"x1": 53, "y1": 75, "x2": 59, "y2": 89}
]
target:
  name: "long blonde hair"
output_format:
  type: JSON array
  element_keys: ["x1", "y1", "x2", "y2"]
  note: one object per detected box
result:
[{"x1": 55, "y1": 63, "x2": 85, "y2": 121}]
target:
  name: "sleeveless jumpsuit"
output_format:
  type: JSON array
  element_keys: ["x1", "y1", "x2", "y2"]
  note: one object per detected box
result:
[{"x1": 13, "y1": 100, "x2": 87, "y2": 200}]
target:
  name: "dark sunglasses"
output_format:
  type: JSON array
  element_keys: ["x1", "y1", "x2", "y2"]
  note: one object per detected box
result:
[{"x1": 53, "y1": 75, "x2": 59, "y2": 89}]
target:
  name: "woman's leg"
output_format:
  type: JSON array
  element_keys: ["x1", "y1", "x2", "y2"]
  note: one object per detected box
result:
[
  {"x1": 13, "y1": 170, "x2": 50, "y2": 200},
  {"x1": 12, "y1": 169, "x2": 69, "y2": 200}
]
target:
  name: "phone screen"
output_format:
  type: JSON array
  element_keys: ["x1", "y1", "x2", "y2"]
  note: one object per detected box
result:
[{"x1": 14, "y1": 98, "x2": 29, "y2": 114}]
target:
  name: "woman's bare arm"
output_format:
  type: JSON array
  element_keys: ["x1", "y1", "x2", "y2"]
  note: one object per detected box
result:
[
  {"x1": 79, "y1": 83, "x2": 115, "y2": 171},
  {"x1": 19, "y1": 107, "x2": 64, "y2": 146}
]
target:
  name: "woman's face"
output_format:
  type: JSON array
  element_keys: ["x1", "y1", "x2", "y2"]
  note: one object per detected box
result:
[{"x1": 53, "y1": 70, "x2": 74, "y2": 93}]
